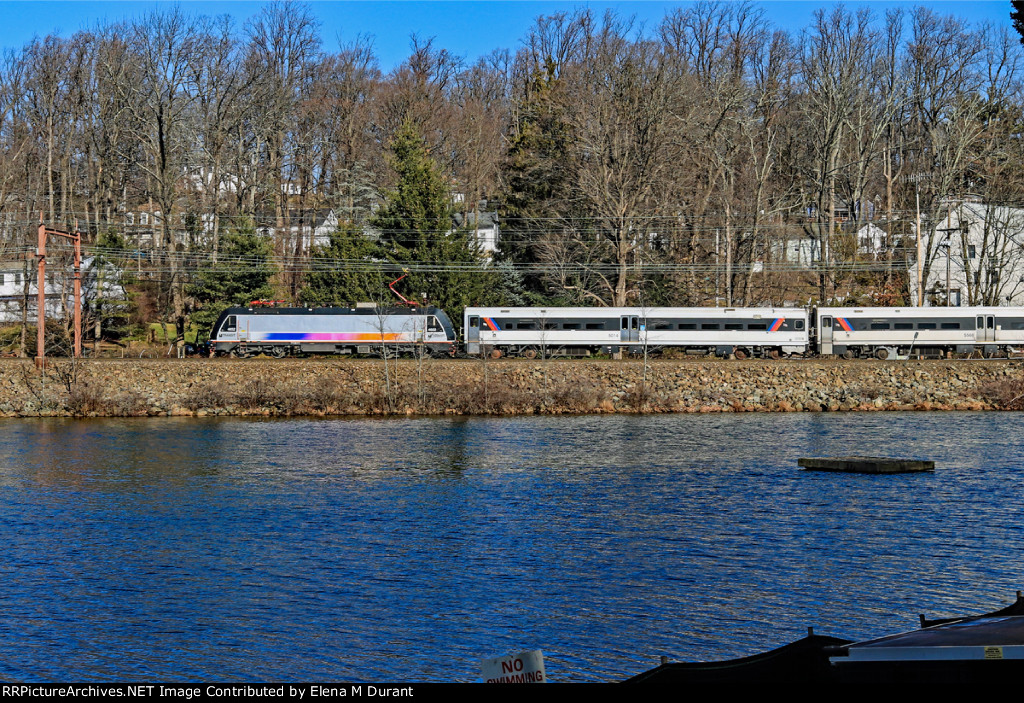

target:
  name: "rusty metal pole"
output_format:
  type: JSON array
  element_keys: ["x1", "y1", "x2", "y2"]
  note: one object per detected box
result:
[
  {"x1": 36, "y1": 215, "x2": 46, "y2": 368},
  {"x1": 73, "y1": 223, "x2": 82, "y2": 358}
]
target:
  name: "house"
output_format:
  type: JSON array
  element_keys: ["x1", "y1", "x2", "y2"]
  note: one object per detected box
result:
[
  {"x1": 258, "y1": 209, "x2": 339, "y2": 250},
  {"x1": 0, "y1": 261, "x2": 75, "y2": 324},
  {"x1": 0, "y1": 256, "x2": 127, "y2": 326},
  {"x1": 856, "y1": 223, "x2": 890, "y2": 256},
  {"x1": 453, "y1": 207, "x2": 499, "y2": 255},
  {"x1": 908, "y1": 201, "x2": 1024, "y2": 307},
  {"x1": 769, "y1": 233, "x2": 820, "y2": 267}
]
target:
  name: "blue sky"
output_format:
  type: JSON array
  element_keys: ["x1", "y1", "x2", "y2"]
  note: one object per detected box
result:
[{"x1": 0, "y1": 1, "x2": 1015, "y2": 71}]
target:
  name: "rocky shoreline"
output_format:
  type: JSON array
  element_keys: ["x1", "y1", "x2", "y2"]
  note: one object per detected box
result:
[{"x1": 0, "y1": 357, "x2": 1021, "y2": 418}]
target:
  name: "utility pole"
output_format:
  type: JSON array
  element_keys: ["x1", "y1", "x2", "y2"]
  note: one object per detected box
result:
[{"x1": 35, "y1": 214, "x2": 82, "y2": 367}]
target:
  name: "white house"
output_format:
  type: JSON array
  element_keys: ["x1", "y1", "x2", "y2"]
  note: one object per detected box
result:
[
  {"x1": 453, "y1": 208, "x2": 500, "y2": 256},
  {"x1": 0, "y1": 257, "x2": 127, "y2": 325},
  {"x1": 0, "y1": 262, "x2": 75, "y2": 324},
  {"x1": 909, "y1": 201, "x2": 1024, "y2": 307},
  {"x1": 258, "y1": 209, "x2": 339, "y2": 250}
]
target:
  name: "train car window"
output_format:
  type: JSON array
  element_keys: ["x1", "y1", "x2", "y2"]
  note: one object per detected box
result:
[
  {"x1": 940, "y1": 322, "x2": 960, "y2": 330},
  {"x1": 653, "y1": 322, "x2": 673, "y2": 330},
  {"x1": 1004, "y1": 318, "x2": 1024, "y2": 330},
  {"x1": 469, "y1": 316, "x2": 479, "y2": 328},
  {"x1": 988, "y1": 317, "x2": 995, "y2": 329},
  {"x1": 895, "y1": 322, "x2": 913, "y2": 330},
  {"x1": 518, "y1": 322, "x2": 536, "y2": 330},
  {"x1": 870, "y1": 323, "x2": 890, "y2": 330},
  {"x1": 724, "y1": 323, "x2": 743, "y2": 330},
  {"x1": 701, "y1": 323, "x2": 720, "y2": 330},
  {"x1": 586, "y1": 323, "x2": 605, "y2": 330},
  {"x1": 631, "y1": 318, "x2": 639, "y2": 330},
  {"x1": 795, "y1": 320, "x2": 805, "y2": 330},
  {"x1": 679, "y1": 323, "x2": 697, "y2": 330},
  {"x1": 562, "y1": 323, "x2": 580, "y2": 330},
  {"x1": 917, "y1": 322, "x2": 936, "y2": 329},
  {"x1": 222, "y1": 315, "x2": 237, "y2": 333},
  {"x1": 621, "y1": 318, "x2": 629, "y2": 330},
  {"x1": 748, "y1": 323, "x2": 767, "y2": 330},
  {"x1": 821, "y1": 318, "x2": 832, "y2": 328},
  {"x1": 977, "y1": 316, "x2": 984, "y2": 329}
]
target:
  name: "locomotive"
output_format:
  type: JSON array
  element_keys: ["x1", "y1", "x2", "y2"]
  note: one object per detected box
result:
[
  {"x1": 209, "y1": 304, "x2": 458, "y2": 358},
  {"x1": 209, "y1": 302, "x2": 1024, "y2": 359}
]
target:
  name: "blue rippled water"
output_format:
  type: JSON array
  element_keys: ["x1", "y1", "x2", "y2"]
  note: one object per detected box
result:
[{"x1": 0, "y1": 412, "x2": 1022, "y2": 682}]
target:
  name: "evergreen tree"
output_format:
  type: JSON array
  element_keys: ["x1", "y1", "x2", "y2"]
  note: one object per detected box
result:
[
  {"x1": 497, "y1": 62, "x2": 569, "y2": 300},
  {"x1": 1013, "y1": 1, "x2": 1024, "y2": 45},
  {"x1": 301, "y1": 222, "x2": 384, "y2": 306},
  {"x1": 371, "y1": 118, "x2": 497, "y2": 324},
  {"x1": 188, "y1": 219, "x2": 277, "y2": 336},
  {"x1": 86, "y1": 227, "x2": 137, "y2": 342}
]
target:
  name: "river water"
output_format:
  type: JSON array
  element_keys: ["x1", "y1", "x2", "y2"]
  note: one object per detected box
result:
[{"x1": 0, "y1": 412, "x2": 1022, "y2": 682}]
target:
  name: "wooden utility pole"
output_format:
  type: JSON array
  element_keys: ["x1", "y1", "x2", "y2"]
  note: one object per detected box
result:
[{"x1": 35, "y1": 214, "x2": 82, "y2": 366}]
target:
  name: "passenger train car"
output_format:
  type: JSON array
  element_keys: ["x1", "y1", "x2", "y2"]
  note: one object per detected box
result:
[
  {"x1": 816, "y1": 306, "x2": 1024, "y2": 359},
  {"x1": 209, "y1": 304, "x2": 457, "y2": 357},
  {"x1": 464, "y1": 307, "x2": 810, "y2": 358}
]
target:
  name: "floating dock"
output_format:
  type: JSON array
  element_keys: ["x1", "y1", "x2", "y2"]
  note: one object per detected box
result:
[{"x1": 798, "y1": 456, "x2": 935, "y2": 474}]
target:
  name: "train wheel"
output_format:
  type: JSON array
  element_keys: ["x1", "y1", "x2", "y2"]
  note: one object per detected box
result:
[
  {"x1": 489, "y1": 348, "x2": 503, "y2": 360},
  {"x1": 768, "y1": 349, "x2": 780, "y2": 360},
  {"x1": 523, "y1": 349, "x2": 538, "y2": 360},
  {"x1": 842, "y1": 349, "x2": 855, "y2": 360},
  {"x1": 875, "y1": 347, "x2": 889, "y2": 360},
  {"x1": 733, "y1": 348, "x2": 748, "y2": 361},
  {"x1": 271, "y1": 346, "x2": 288, "y2": 359}
]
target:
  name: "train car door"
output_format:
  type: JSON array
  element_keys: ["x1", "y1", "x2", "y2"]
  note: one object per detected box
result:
[
  {"x1": 620, "y1": 315, "x2": 639, "y2": 344},
  {"x1": 977, "y1": 315, "x2": 995, "y2": 343},
  {"x1": 819, "y1": 315, "x2": 833, "y2": 355},
  {"x1": 466, "y1": 315, "x2": 481, "y2": 355}
]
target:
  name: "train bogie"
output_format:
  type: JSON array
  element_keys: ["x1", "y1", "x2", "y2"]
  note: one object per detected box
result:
[{"x1": 209, "y1": 305, "x2": 457, "y2": 358}]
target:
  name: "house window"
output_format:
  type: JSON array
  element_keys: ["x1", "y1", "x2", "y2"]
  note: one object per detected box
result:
[
  {"x1": 14, "y1": 273, "x2": 21, "y2": 286},
  {"x1": 140, "y1": 212, "x2": 149, "y2": 225},
  {"x1": 125, "y1": 213, "x2": 134, "y2": 225},
  {"x1": 968, "y1": 245, "x2": 976, "y2": 259},
  {"x1": 0, "y1": 273, "x2": 5, "y2": 285}
]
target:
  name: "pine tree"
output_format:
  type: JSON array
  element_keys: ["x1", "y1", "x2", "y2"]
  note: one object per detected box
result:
[
  {"x1": 87, "y1": 227, "x2": 137, "y2": 343},
  {"x1": 1013, "y1": 1, "x2": 1024, "y2": 45},
  {"x1": 188, "y1": 219, "x2": 277, "y2": 336},
  {"x1": 497, "y1": 61, "x2": 569, "y2": 301},
  {"x1": 301, "y1": 222, "x2": 383, "y2": 306},
  {"x1": 371, "y1": 118, "x2": 497, "y2": 323}
]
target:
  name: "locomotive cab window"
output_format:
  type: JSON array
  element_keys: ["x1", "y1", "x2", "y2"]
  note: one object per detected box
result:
[
  {"x1": 222, "y1": 315, "x2": 237, "y2": 333},
  {"x1": 469, "y1": 316, "x2": 479, "y2": 328},
  {"x1": 427, "y1": 316, "x2": 442, "y2": 332}
]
